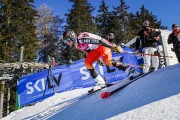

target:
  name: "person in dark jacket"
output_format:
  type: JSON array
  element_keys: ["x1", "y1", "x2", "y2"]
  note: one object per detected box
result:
[
  {"x1": 135, "y1": 20, "x2": 161, "y2": 73},
  {"x1": 168, "y1": 24, "x2": 180, "y2": 63}
]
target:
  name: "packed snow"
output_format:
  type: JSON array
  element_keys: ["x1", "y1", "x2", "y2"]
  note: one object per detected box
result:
[{"x1": 2, "y1": 64, "x2": 180, "y2": 120}]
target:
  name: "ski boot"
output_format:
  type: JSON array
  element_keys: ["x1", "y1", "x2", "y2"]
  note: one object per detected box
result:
[
  {"x1": 125, "y1": 67, "x2": 140, "y2": 80},
  {"x1": 88, "y1": 75, "x2": 107, "y2": 94}
]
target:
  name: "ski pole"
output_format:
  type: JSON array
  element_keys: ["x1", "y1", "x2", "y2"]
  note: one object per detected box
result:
[
  {"x1": 109, "y1": 59, "x2": 144, "y2": 68},
  {"x1": 141, "y1": 53, "x2": 174, "y2": 58},
  {"x1": 123, "y1": 51, "x2": 174, "y2": 58},
  {"x1": 123, "y1": 51, "x2": 136, "y2": 54},
  {"x1": 127, "y1": 64, "x2": 144, "y2": 68}
]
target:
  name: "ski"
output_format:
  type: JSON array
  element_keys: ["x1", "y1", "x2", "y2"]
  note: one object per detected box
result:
[
  {"x1": 100, "y1": 70, "x2": 154, "y2": 99},
  {"x1": 73, "y1": 82, "x2": 116, "y2": 103},
  {"x1": 58, "y1": 79, "x2": 131, "y2": 110},
  {"x1": 73, "y1": 86, "x2": 107, "y2": 103},
  {"x1": 88, "y1": 86, "x2": 106, "y2": 95}
]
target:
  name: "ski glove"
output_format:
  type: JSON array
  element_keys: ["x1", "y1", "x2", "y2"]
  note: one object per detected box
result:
[
  {"x1": 111, "y1": 45, "x2": 123, "y2": 54},
  {"x1": 97, "y1": 59, "x2": 104, "y2": 66},
  {"x1": 67, "y1": 59, "x2": 73, "y2": 66}
]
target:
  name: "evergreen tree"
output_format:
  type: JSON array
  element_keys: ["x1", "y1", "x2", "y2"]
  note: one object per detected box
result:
[
  {"x1": 111, "y1": 0, "x2": 132, "y2": 44},
  {"x1": 109, "y1": 10, "x2": 122, "y2": 44},
  {"x1": 0, "y1": 0, "x2": 38, "y2": 62},
  {"x1": 66, "y1": 0, "x2": 97, "y2": 33},
  {"x1": 0, "y1": 0, "x2": 38, "y2": 113},
  {"x1": 130, "y1": 5, "x2": 167, "y2": 35},
  {"x1": 36, "y1": 4, "x2": 63, "y2": 64},
  {"x1": 65, "y1": 0, "x2": 97, "y2": 60},
  {"x1": 95, "y1": 0, "x2": 111, "y2": 37}
]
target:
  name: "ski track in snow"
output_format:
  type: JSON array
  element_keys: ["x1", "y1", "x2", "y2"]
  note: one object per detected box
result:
[
  {"x1": 2, "y1": 64, "x2": 180, "y2": 120},
  {"x1": 2, "y1": 88, "x2": 90, "y2": 120}
]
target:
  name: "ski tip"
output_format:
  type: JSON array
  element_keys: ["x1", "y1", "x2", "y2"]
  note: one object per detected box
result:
[{"x1": 100, "y1": 92, "x2": 111, "y2": 99}]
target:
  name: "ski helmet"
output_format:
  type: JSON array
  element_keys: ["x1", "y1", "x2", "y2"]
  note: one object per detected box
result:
[
  {"x1": 106, "y1": 33, "x2": 115, "y2": 42},
  {"x1": 62, "y1": 30, "x2": 77, "y2": 45},
  {"x1": 172, "y1": 24, "x2": 179, "y2": 29}
]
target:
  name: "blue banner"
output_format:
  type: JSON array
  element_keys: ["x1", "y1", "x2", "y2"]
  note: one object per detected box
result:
[{"x1": 18, "y1": 47, "x2": 140, "y2": 107}]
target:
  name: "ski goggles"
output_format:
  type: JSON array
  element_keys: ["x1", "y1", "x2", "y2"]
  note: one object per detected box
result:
[
  {"x1": 109, "y1": 35, "x2": 115, "y2": 40},
  {"x1": 63, "y1": 37, "x2": 72, "y2": 45},
  {"x1": 61, "y1": 35, "x2": 73, "y2": 45}
]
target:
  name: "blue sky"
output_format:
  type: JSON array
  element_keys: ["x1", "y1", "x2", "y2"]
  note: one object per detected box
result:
[{"x1": 33, "y1": 0, "x2": 180, "y2": 30}]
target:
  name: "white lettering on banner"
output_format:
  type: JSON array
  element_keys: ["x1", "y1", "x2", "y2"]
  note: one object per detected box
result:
[
  {"x1": 98, "y1": 64, "x2": 104, "y2": 75},
  {"x1": 41, "y1": 78, "x2": 45, "y2": 90},
  {"x1": 80, "y1": 63, "x2": 105, "y2": 80},
  {"x1": 26, "y1": 78, "x2": 45, "y2": 94},
  {"x1": 34, "y1": 79, "x2": 41, "y2": 92},
  {"x1": 26, "y1": 82, "x2": 33, "y2": 94},
  {"x1": 80, "y1": 67, "x2": 90, "y2": 80},
  {"x1": 25, "y1": 63, "x2": 105, "y2": 94}
]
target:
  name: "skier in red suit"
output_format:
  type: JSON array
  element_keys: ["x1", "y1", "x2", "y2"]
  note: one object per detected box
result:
[{"x1": 62, "y1": 30, "x2": 139, "y2": 89}]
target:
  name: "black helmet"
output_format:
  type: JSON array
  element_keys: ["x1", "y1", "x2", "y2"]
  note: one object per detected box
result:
[
  {"x1": 62, "y1": 30, "x2": 77, "y2": 45},
  {"x1": 172, "y1": 24, "x2": 179, "y2": 29},
  {"x1": 106, "y1": 33, "x2": 115, "y2": 42}
]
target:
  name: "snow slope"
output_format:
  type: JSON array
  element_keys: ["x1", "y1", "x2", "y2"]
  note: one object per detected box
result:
[{"x1": 2, "y1": 64, "x2": 180, "y2": 120}]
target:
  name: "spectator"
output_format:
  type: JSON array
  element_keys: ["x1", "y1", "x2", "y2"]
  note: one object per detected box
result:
[
  {"x1": 168, "y1": 24, "x2": 180, "y2": 63},
  {"x1": 135, "y1": 20, "x2": 161, "y2": 73}
]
